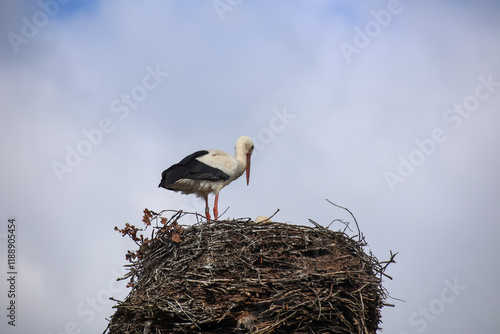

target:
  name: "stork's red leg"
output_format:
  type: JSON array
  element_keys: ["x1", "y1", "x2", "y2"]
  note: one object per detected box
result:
[
  {"x1": 213, "y1": 193, "x2": 219, "y2": 220},
  {"x1": 203, "y1": 195, "x2": 211, "y2": 221}
]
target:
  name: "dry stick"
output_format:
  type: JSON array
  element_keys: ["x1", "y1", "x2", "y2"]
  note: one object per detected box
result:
[
  {"x1": 143, "y1": 320, "x2": 152, "y2": 334},
  {"x1": 380, "y1": 250, "x2": 398, "y2": 271},
  {"x1": 253, "y1": 311, "x2": 298, "y2": 334},
  {"x1": 308, "y1": 218, "x2": 325, "y2": 229},
  {"x1": 327, "y1": 218, "x2": 352, "y2": 233},
  {"x1": 313, "y1": 288, "x2": 322, "y2": 320},
  {"x1": 326, "y1": 199, "x2": 363, "y2": 242},
  {"x1": 166, "y1": 210, "x2": 183, "y2": 225},
  {"x1": 359, "y1": 291, "x2": 367, "y2": 334},
  {"x1": 378, "y1": 250, "x2": 398, "y2": 280},
  {"x1": 230, "y1": 208, "x2": 281, "y2": 224},
  {"x1": 216, "y1": 303, "x2": 235, "y2": 324},
  {"x1": 267, "y1": 208, "x2": 280, "y2": 221},
  {"x1": 216, "y1": 206, "x2": 230, "y2": 221}
]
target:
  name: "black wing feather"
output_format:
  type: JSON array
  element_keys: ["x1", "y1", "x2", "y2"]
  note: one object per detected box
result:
[{"x1": 158, "y1": 150, "x2": 230, "y2": 188}]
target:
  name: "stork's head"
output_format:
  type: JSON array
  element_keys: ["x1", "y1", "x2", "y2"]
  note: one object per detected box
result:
[{"x1": 235, "y1": 136, "x2": 254, "y2": 185}]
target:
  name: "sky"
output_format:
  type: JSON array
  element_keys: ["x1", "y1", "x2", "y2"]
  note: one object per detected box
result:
[{"x1": 0, "y1": 0, "x2": 499, "y2": 333}]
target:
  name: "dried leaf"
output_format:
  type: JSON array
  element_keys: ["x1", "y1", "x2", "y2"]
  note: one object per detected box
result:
[
  {"x1": 142, "y1": 208, "x2": 153, "y2": 225},
  {"x1": 171, "y1": 233, "x2": 182, "y2": 243},
  {"x1": 172, "y1": 221, "x2": 184, "y2": 233}
]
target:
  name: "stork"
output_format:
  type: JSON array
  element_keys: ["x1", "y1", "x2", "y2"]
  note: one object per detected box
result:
[{"x1": 158, "y1": 136, "x2": 254, "y2": 220}]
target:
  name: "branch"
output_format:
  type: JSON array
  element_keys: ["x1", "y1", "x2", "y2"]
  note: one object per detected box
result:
[{"x1": 326, "y1": 199, "x2": 363, "y2": 242}]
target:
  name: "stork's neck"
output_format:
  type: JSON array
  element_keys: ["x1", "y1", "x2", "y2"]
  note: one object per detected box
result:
[{"x1": 234, "y1": 144, "x2": 248, "y2": 175}]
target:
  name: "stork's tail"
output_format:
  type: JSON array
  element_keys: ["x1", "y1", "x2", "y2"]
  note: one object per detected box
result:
[{"x1": 158, "y1": 170, "x2": 168, "y2": 188}]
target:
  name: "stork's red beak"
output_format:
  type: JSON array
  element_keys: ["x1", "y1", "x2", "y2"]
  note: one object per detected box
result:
[{"x1": 246, "y1": 153, "x2": 251, "y2": 185}]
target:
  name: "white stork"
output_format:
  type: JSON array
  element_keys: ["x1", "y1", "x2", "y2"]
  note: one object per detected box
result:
[{"x1": 159, "y1": 136, "x2": 254, "y2": 220}]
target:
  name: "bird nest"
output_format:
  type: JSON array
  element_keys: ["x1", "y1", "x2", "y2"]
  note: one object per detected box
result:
[{"x1": 105, "y1": 208, "x2": 395, "y2": 334}]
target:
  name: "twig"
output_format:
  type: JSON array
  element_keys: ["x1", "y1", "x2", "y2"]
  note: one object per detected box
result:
[
  {"x1": 359, "y1": 292, "x2": 367, "y2": 334},
  {"x1": 308, "y1": 218, "x2": 324, "y2": 229},
  {"x1": 326, "y1": 199, "x2": 363, "y2": 242},
  {"x1": 327, "y1": 218, "x2": 353, "y2": 233},
  {"x1": 377, "y1": 250, "x2": 398, "y2": 280},
  {"x1": 268, "y1": 208, "x2": 280, "y2": 221},
  {"x1": 380, "y1": 250, "x2": 398, "y2": 272},
  {"x1": 215, "y1": 206, "x2": 230, "y2": 221},
  {"x1": 143, "y1": 320, "x2": 152, "y2": 334}
]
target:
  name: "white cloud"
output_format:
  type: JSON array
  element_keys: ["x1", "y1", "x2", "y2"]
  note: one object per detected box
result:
[{"x1": 1, "y1": 1, "x2": 500, "y2": 333}]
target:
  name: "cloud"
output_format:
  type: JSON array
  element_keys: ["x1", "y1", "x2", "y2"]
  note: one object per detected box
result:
[{"x1": 1, "y1": 1, "x2": 500, "y2": 333}]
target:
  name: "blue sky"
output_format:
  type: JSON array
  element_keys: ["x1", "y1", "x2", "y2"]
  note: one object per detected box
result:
[{"x1": 1, "y1": 1, "x2": 500, "y2": 333}]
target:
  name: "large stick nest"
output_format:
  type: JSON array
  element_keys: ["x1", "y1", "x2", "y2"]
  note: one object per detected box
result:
[{"x1": 106, "y1": 208, "x2": 395, "y2": 334}]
